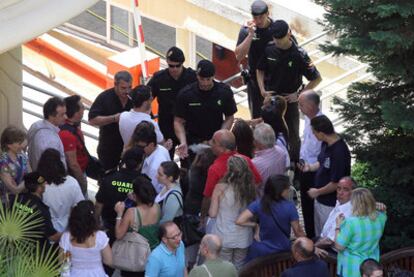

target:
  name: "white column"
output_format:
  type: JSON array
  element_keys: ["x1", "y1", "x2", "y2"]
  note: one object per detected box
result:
[
  {"x1": 106, "y1": 0, "x2": 112, "y2": 44},
  {"x1": 128, "y1": 11, "x2": 134, "y2": 47},
  {"x1": 0, "y1": 47, "x2": 23, "y2": 132},
  {"x1": 176, "y1": 28, "x2": 197, "y2": 68}
]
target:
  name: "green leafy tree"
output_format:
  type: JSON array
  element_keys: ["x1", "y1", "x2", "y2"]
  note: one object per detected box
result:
[
  {"x1": 315, "y1": 0, "x2": 414, "y2": 251},
  {"x1": 0, "y1": 200, "x2": 61, "y2": 276}
]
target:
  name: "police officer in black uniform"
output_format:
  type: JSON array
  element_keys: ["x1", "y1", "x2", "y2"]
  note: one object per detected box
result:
[
  {"x1": 235, "y1": 0, "x2": 277, "y2": 119},
  {"x1": 147, "y1": 47, "x2": 197, "y2": 159},
  {"x1": 174, "y1": 60, "x2": 237, "y2": 167},
  {"x1": 256, "y1": 20, "x2": 322, "y2": 164},
  {"x1": 95, "y1": 146, "x2": 146, "y2": 240},
  {"x1": 11, "y1": 172, "x2": 61, "y2": 249},
  {"x1": 95, "y1": 146, "x2": 146, "y2": 276}
]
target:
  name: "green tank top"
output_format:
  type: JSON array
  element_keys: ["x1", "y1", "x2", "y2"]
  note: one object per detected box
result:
[{"x1": 133, "y1": 205, "x2": 161, "y2": 250}]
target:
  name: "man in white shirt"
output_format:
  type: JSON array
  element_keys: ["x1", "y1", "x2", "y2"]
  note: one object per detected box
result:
[
  {"x1": 133, "y1": 122, "x2": 170, "y2": 193},
  {"x1": 316, "y1": 176, "x2": 354, "y2": 249},
  {"x1": 27, "y1": 97, "x2": 67, "y2": 170},
  {"x1": 297, "y1": 90, "x2": 323, "y2": 238},
  {"x1": 119, "y1": 85, "x2": 164, "y2": 146}
]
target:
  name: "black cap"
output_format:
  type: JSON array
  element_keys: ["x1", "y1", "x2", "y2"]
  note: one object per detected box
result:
[
  {"x1": 166, "y1": 46, "x2": 185, "y2": 63},
  {"x1": 272, "y1": 20, "x2": 289, "y2": 39},
  {"x1": 251, "y1": 0, "x2": 268, "y2": 16},
  {"x1": 197, "y1": 60, "x2": 215, "y2": 78}
]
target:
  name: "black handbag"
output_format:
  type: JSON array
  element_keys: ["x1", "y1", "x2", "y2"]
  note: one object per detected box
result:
[
  {"x1": 85, "y1": 156, "x2": 105, "y2": 181},
  {"x1": 60, "y1": 123, "x2": 105, "y2": 181},
  {"x1": 167, "y1": 191, "x2": 204, "y2": 246}
]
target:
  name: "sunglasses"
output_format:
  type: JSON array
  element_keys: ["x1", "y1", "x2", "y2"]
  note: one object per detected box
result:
[{"x1": 168, "y1": 63, "x2": 182, "y2": 68}]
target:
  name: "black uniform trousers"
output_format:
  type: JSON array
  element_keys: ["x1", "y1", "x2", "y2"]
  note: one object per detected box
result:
[
  {"x1": 247, "y1": 78, "x2": 264, "y2": 119},
  {"x1": 103, "y1": 228, "x2": 116, "y2": 276},
  {"x1": 285, "y1": 101, "x2": 301, "y2": 164},
  {"x1": 299, "y1": 171, "x2": 316, "y2": 238}
]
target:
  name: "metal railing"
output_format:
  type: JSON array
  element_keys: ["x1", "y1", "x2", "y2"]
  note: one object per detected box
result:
[{"x1": 22, "y1": 82, "x2": 99, "y2": 141}]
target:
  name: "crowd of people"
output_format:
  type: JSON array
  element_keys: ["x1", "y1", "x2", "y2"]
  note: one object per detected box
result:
[{"x1": 0, "y1": 1, "x2": 396, "y2": 276}]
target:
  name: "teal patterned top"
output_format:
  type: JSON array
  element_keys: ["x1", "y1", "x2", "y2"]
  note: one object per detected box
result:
[{"x1": 336, "y1": 212, "x2": 387, "y2": 277}]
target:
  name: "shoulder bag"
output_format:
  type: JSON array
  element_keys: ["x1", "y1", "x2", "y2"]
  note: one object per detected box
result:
[
  {"x1": 167, "y1": 190, "x2": 204, "y2": 246},
  {"x1": 112, "y1": 208, "x2": 151, "y2": 272},
  {"x1": 60, "y1": 123, "x2": 105, "y2": 180},
  {"x1": 201, "y1": 264, "x2": 213, "y2": 277}
]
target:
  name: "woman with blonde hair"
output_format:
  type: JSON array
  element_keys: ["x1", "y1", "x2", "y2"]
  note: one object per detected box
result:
[
  {"x1": 335, "y1": 188, "x2": 387, "y2": 277},
  {"x1": 209, "y1": 155, "x2": 257, "y2": 269}
]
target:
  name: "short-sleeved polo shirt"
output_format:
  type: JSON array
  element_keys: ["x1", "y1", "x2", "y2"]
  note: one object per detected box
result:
[
  {"x1": 175, "y1": 82, "x2": 237, "y2": 145},
  {"x1": 148, "y1": 67, "x2": 197, "y2": 139},
  {"x1": 314, "y1": 138, "x2": 351, "y2": 206},
  {"x1": 336, "y1": 212, "x2": 387, "y2": 277},
  {"x1": 236, "y1": 19, "x2": 275, "y2": 74},
  {"x1": 145, "y1": 241, "x2": 186, "y2": 277},
  {"x1": 95, "y1": 169, "x2": 141, "y2": 230},
  {"x1": 88, "y1": 88, "x2": 132, "y2": 170},
  {"x1": 256, "y1": 42, "x2": 320, "y2": 94}
]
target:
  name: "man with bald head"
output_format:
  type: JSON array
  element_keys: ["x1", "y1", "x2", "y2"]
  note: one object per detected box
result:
[
  {"x1": 189, "y1": 234, "x2": 237, "y2": 277},
  {"x1": 204, "y1": 130, "x2": 262, "y2": 198},
  {"x1": 360, "y1": 259, "x2": 383, "y2": 277},
  {"x1": 282, "y1": 237, "x2": 329, "y2": 277},
  {"x1": 200, "y1": 129, "x2": 262, "y2": 229},
  {"x1": 297, "y1": 89, "x2": 323, "y2": 238}
]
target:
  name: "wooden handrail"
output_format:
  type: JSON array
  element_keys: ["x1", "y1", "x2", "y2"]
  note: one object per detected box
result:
[{"x1": 239, "y1": 247, "x2": 414, "y2": 277}]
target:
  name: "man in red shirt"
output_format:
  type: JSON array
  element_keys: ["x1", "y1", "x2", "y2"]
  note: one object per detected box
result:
[
  {"x1": 59, "y1": 95, "x2": 88, "y2": 195},
  {"x1": 201, "y1": 129, "x2": 262, "y2": 227}
]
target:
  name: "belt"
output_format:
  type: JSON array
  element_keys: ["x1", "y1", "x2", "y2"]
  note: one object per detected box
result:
[
  {"x1": 287, "y1": 84, "x2": 305, "y2": 96},
  {"x1": 270, "y1": 84, "x2": 305, "y2": 97}
]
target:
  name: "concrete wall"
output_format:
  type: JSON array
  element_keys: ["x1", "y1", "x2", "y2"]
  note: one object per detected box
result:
[{"x1": 0, "y1": 47, "x2": 23, "y2": 133}]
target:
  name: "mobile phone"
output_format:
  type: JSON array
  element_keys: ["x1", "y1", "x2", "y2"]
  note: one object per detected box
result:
[{"x1": 124, "y1": 197, "x2": 135, "y2": 209}]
